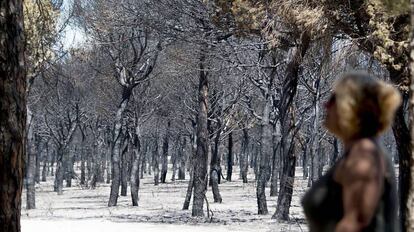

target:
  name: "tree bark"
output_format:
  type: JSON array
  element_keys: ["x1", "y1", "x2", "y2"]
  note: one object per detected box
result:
[
  {"x1": 35, "y1": 140, "x2": 40, "y2": 183},
  {"x1": 274, "y1": 32, "x2": 310, "y2": 220},
  {"x1": 178, "y1": 137, "x2": 186, "y2": 180},
  {"x1": 183, "y1": 131, "x2": 196, "y2": 210},
  {"x1": 80, "y1": 148, "x2": 86, "y2": 185},
  {"x1": 0, "y1": 1, "x2": 26, "y2": 229},
  {"x1": 183, "y1": 169, "x2": 194, "y2": 210},
  {"x1": 26, "y1": 112, "x2": 36, "y2": 209},
  {"x1": 120, "y1": 136, "x2": 129, "y2": 196},
  {"x1": 41, "y1": 143, "x2": 48, "y2": 182},
  {"x1": 108, "y1": 87, "x2": 131, "y2": 207},
  {"x1": 330, "y1": 138, "x2": 339, "y2": 167},
  {"x1": 130, "y1": 129, "x2": 141, "y2": 206},
  {"x1": 192, "y1": 50, "x2": 209, "y2": 217},
  {"x1": 65, "y1": 152, "x2": 74, "y2": 187},
  {"x1": 270, "y1": 123, "x2": 280, "y2": 196},
  {"x1": 226, "y1": 132, "x2": 233, "y2": 181},
  {"x1": 240, "y1": 128, "x2": 249, "y2": 183},
  {"x1": 405, "y1": 3, "x2": 414, "y2": 230},
  {"x1": 257, "y1": 99, "x2": 272, "y2": 215},
  {"x1": 160, "y1": 121, "x2": 171, "y2": 183},
  {"x1": 210, "y1": 130, "x2": 222, "y2": 203},
  {"x1": 153, "y1": 138, "x2": 160, "y2": 185},
  {"x1": 54, "y1": 149, "x2": 64, "y2": 195},
  {"x1": 140, "y1": 141, "x2": 147, "y2": 179},
  {"x1": 390, "y1": 77, "x2": 411, "y2": 231}
]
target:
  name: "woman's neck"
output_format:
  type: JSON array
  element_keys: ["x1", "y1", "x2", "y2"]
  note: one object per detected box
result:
[{"x1": 342, "y1": 136, "x2": 378, "y2": 153}]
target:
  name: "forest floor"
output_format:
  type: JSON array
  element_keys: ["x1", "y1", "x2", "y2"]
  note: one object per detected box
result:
[{"x1": 21, "y1": 167, "x2": 308, "y2": 232}]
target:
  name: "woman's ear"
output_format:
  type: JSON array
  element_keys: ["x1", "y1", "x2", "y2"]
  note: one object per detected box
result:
[{"x1": 378, "y1": 83, "x2": 401, "y2": 132}]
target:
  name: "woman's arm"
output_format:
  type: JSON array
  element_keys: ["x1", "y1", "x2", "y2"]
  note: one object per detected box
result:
[{"x1": 335, "y1": 139, "x2": 383, "y2": 232}]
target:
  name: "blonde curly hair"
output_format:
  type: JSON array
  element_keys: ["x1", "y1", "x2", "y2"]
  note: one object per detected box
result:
[{"x1": 330, "y1": 71, "x2": 401, "y2": 140}]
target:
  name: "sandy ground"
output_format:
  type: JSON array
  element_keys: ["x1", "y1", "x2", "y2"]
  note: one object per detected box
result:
[{"x1": 21, "y1": 167, "x2": 308, "y2": 232}]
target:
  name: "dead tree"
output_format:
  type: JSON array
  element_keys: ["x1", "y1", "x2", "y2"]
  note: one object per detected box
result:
[{"x1": 0, "y1": 2, "x2": 26, "y2": 230}]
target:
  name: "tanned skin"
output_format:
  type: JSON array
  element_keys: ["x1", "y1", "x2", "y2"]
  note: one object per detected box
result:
[{"x1": 333, "y1": 139, "x2": 384, "y2": 232}]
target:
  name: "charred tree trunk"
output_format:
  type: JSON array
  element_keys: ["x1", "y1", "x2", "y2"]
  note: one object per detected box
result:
[
  {"x1": 120, "y1": 135, "x2": 129, "y2": 196},
  {"x1": 65, "y1": 152, "x2": 74, "y2": 188},
  {"x1": 330, "y1": 138, "x2": 339, "y2": 167},
  {"x1": 26, "y1": 113, "x2": 36, "y2": 209},
  {"x1": 389, "y1": 73, "x2": 411, "y2": 230},
  {"x1": 302, "y1": 139, "x2": 309, "y2": 180},
  {"x1": 210, "y1": 129, "x2": 222, "y2": 203},
  {"x1": 257, "y1": 99, "x2": 272, "y2": 215},
  {"x1": 270, "y1": 123, "x2": 280, "y2": 196},
  {"x1": 273, "y1": 32, "x2": 310, "y2": 220},
  {"x1": 404, "y1": 7, "x2": 414, "y2": 228},
  {"x1": 0, "y1": 1, "x2": 26, "y2": 230},
  {"x1": 121, "y1": 139, "x2": 129, "y2": 196},
  {"x1": 109, "y1": 137, "x2": 122, "y2": 206},
  {"x1": 226, "y1": 132, "x2": 233, "y2": 181},
  {"x1": 171, "y1": 148, "x2": 177, "y2": 181},
  {"x1": 160, "y1": 121, "x2": 170, "y2": 184},
  {"x1": 183, "y1": 130, "x2": 196, "y2": 210},
  {"x1": 240, "y1": 128, "x2": 249, "y2": 183},
  {"x1": 54, "y1": 149, "x2": 65, "y2": 195},
  {"x1": 153, "y1": 138, "x2": 160, "y2": 185},
  {"x1": 108, "y1": 87, "x2": 131, "y2": 207},
  {"x1": 178, "y1": 137, "x2": 186, "y2": 180},
  {"x1": 41, "y1": 159, "x2": 47, "y2": 182},
  {"x1": 106, "y1": 143, "x2": 111, "y2": 184},
  {"x1": 183, "y1": 168, "x2": 194, "y2": 210},
  {"x1": 140, "y1": 141, "x2": 147, "y2": 179},
  {"x1": 192, "y1": 50, "x2": 209, "y2": 217},
  {"x1": 35, "y1": 142, "x2": 40, "y2": 183},
  {"x1": 130, "y1": 129, "x2": 141, "y2": 206},
  {"x1": 41, "y1": 143, "x2": 48, "y2": 182},
  {"x1": 80, "y1": 148, "x2": 86, "y2": 185}
]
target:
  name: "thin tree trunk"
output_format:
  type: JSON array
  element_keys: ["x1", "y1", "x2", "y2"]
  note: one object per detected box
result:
[
  {"x1": 330, "y1": 138, "x2": 339, "y2": 167},
  {"x1": 192, "y1": 50, "x2": 209, "y2": 217},
  {"x1": 26, "y1": 112, "x2": 36, "y2": 209},
  {"x1": 240, "y1": 128, "x2": 249, "y2": 183},
  {"x1": 65, "y1": 152, "x2": 74, "y2": 188},
  {"x1": 178, "y1": 137, "x2": 186, "y2": 180},
  {"x1": 109, "y1": 139, "x2": 122, "y2": 206},
  {"x1": 80, "y1": 148, "x2": 86, "y2": 185},
  {"x1": 153, "y1": 138, "x2": 160, "y2": 185},
  {"x1": 55, "y1": 151, "x2": 64, "y2": 195},
  {"x1": 108, "y1": 87, "x2": 131, "y2": 207},
  {"x1": 257, "y1": 99, "x2": 272, "y2": 215},
  {"x1": 106, "y1": 144, "x2": 111, "y2": 184},
  {"x1": 183, "y1": 169, "x2": 194, "y2": 210},
  {"x1": 160, "y1": 121, "x2": 170, "y2": 183},
  {"x1": 120, "y1": 137, "x2": 129, "y2": 196},
  {"x1": 50, "y1": 152, "x2": 55, "y2": 176},
  {"x1": 210, "y1": 130, "x2": 222, "y2": 203},
  {"x1": 41, "y1": 142, "x2": 49, "y2": 181},
  {"x1": 274, "y1": 32, "x2": 310, "y2": 220},
  {"x1": 35, "y1": 142, "x2": 41, "y2": 183},
  {"x1": 41, "y1": 159, "x2": 47, "y2": 182},
  {"x1": 270, "y1": 123, "x2": 280, "y2": 196},
  {"x1": 140, "y1": 141, "x2": 147, "y2": 179},
  {"x1": 131, "y1": 128, "x2": 141, "y2": 206},
  {"x1": 226, "y1": 132, "x2": 233, "y2": 181},
  {"x1": 183, "y1": 131, "x2": 196, "y2": 210}
]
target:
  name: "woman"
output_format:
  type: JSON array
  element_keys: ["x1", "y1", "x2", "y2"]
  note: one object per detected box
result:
[{"x1": 301, "y1": 72, "x2": 401, "y2": 232}]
